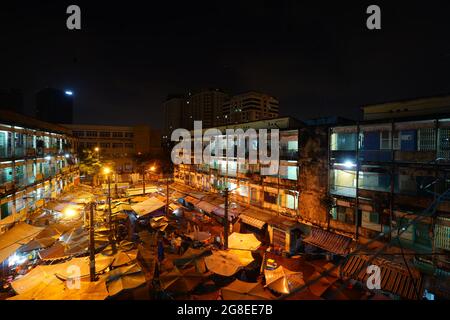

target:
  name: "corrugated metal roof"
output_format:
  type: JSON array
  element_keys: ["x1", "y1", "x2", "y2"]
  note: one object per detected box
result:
[
  {"x1": 341, "y1": 255, "x2": 423, "y2": 300},
  {"x1": 303, "y1": 227, "x2": 352, "y2": 255}
]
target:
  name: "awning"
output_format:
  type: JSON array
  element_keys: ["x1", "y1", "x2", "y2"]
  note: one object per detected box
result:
[
  {"x1": 228, "y1": 232, "x2": 261, "y2": 251},
  {"x1": 131, "y1": 197, "x2": 165, "y2": 218},
  {"x1": 0, "y1": 223, "x2": 44, "y2": 264},
  {"x1": 303, "y1": 227, "x2": 352, "y2": 255},
  {"x1": 341, "y1": 255, "x2": 424, "y2": 300},
  {"x1": 212, "y1": 203, "x2": 245, "y2": 220},
  {"x1": 239, "y1": 214, "x2": 267, "y2": 230},
  {"x1": 196, "y1": 201, "x2": 218, "y2": 213},
  {"x1": 184, "y1": 196, "x2": 201, "y2": 205},
  {"x1": 126, "y1": 187, "x2": 158, "y2": 196}
]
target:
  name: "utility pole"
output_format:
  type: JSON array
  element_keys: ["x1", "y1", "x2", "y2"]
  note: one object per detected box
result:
[
  {"x1": 89, "y1": 202, "x2": 96, "y2": 282},
  {"x1": 166, "y1": 175, "x2": 169, "y2": 215},
  {"x1": 107, "y1": 174, "x2": 117, "y2": 253},
  {"x1": 224, "y1": 187, "x2": 229, "y2": 250},
  {"x1": 142, "y1": 167, "x2": 146, "y2": 195}
]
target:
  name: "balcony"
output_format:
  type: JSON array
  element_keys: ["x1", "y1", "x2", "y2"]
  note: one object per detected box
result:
[{"x1": 329, "y1": 185, "x2": 356, "y2": 198}]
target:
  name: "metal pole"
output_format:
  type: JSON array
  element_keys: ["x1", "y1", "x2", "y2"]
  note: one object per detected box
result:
[
  {"x1": 143, "y1": 168, "x2": 146, "y2": 195},
  {"x1": 89, "y1": 202, "x2": 96, "y2": 282},
  {"x1": 166, "y1": 176, "x2": 169, "y2": 215},
  {"x1": 224, "y1": 188, "x2": 229, "y2": 250},
  {"x1": 108, "y1": 174, "x2": 116, "y2": 253}
]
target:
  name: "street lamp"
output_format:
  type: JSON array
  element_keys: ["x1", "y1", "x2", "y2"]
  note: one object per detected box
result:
[{"x1": 103, "y1": 167, "x2": 116, "y2": 253}]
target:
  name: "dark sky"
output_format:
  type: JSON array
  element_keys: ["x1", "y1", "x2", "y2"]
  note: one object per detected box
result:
[{"x1": 1, "y1": 1, "x2": 450, "y2": 128}]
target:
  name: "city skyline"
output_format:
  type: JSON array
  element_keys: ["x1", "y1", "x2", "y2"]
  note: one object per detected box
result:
[{"x1": 1, "y1": 1, "x2": 450, "y2": 128}]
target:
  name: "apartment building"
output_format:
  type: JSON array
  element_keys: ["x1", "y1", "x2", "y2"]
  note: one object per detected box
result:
[
  {"x1": 185, "y1": 89, "x2": 229, "y2": 129},
  {"x1": 222, "y1": 91, "x2": 279, "y2": 124},
  {"x1": 173, "y1": 117, "x2": 303, "y2": 252},
  {"x1": 0, "y1": 110, "x2": 79, "y2": 229},
  {"x1": 63, "y1": 124, "x2": 162, "y2": 172}
]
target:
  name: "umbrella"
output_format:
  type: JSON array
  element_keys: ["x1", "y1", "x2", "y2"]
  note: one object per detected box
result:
[
  {"x1": 228, "y1": 233, "x2": 261, "y2": 251},
  {"x1": 160, "y1": 266, "x2": 206, "y2": 293},
  {"x1": 264, "y1": 266, "x2": 304, "y2": 294},
  {"x1": 111, "y1": 249, "x2": 138, "y2": 267},
  {"x1": 173, "y1": 248, "x2": 210, "y2": 268},
  {"x1": 19, "y1": 237, "x2": 56, "y2": 252},
  {"x1": 102, "y1": 240, "x2": 135, "y2": 256},
  {"x1": 186, "y1": 225, "x2": 211, "y2": 242},
  {"x1": 103, "y1": 263, "x2": 147, "y2": 297},
  {"x1": 205, "y1": 250, "x2": 253, "y2": 277},
  {"x1": 222, "y1": 279, "x2": 274, "y2": 300},
  {"x1": 54, "y1": 255, "x2": 115, "y2": 280}
]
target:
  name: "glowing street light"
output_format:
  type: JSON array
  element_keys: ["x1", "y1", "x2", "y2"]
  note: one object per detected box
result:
[
  {"x1": 63, "y1": 208, "x2": 77, "y2": 218},
  {"x1": 94, "y1": 147, "x2": 99, "y2": 152},
  {"x1": 103, "y1": 167, "x2": 111, "y2": 175},
  {"x1": 65, "y1": 90, "x2": 73, "y2": 96}
]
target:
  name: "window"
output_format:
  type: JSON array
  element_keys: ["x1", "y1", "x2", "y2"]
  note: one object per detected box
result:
[
  {"x1": 100, "y1": 143, "x2": 110, "y2": 148},
  {"x1": 73, "y1": 131, "x2": 84, "y2": 137},
  {"x1": 380, "y1": 131, "x2": 400, "y2": 150},
  {"x1": 331, "y1": 133, "x2": 357, "y2": 151},
  {"x1": 112, "y1": 143, "x2": 123, "y2": 148},
  {"x1": 264, "y1": 191, "x2": 278, "y2": 204},
  {"x1": 99, "y1": 131, "x2": 111, "y2": 137},
  {"x1": 112, "y1": 132, "x2": 123, "y2": 138},
  {"x1": 331, "y1": 206, "x2": 355, "y2": 224},
  {"x1": 362, "y1": 211, "x2": 380, "y2": 231},
  {"x1": 85, "y1": 131, "x2": 97, "y2": 137},
  {"x1": 124, "y1": 132, "x2": 134, "y2": 138},
  {"x1": 418, "y1": 128, "x2": 436, "y2": 151}
]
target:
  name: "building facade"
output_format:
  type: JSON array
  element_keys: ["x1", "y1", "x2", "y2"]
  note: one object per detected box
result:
[
  {"x1": 173, "y1": 117, "x2": 303, "y2": 252},
  {"x1": 185, "y1": 89, "x2": 229, "y2": 129},
  {"x1": 0, "y1": 110, "x2": 79, "y2": 231},
  {"x1": 222, "y1": 91, "x2": 279, "y2": 124},
  {"x1": 63, "y1": 124, "x2": 162, "y2": 173},
  {"x1": 163, "y1": 94, "x2": 185, "y2": 140}
]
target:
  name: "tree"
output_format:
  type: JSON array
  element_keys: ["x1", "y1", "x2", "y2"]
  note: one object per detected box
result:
[{"x1": 79, "y1": 149, "x2": 103, "y2": 176}]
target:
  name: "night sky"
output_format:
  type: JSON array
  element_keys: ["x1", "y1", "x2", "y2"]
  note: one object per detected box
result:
[{"x1": 1, "y1": 1, "x2": 450, "y2": 128}]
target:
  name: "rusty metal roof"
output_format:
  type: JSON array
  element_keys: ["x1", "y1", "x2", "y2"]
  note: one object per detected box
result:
[
  {"x1": 341, "y1": 255, "x2": 423, "y2": 300},
  {"x1": 303, "y1": 227, "x2": 352, "y2": 255}
]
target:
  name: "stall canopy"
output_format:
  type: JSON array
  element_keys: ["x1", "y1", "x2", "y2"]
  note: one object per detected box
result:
[
  {"x1": 184, "y1": 196, "x2": 201, "y2": 205},
  {"x1": 222, "y1": 279, "x2": 274, "y2": 300},
  {"x1": 0, "y1": 223, "x2": 44, "y2": 264},
  {"x1": 228, "y1": 232, "x2": 261, "y2": 251},
  {"x1": 102, "y1": 263, "x2": 147, "y2": 297},
  {"x1": 173, "y1": 248, "x2": 211, "y2": 269},
  {"x1": 185, "y1": 226, "x2": 211, "y2": 242},
  {"x1": 341, "y1": 255, "x2": 424, "y2": 300},
  {"x1": 239, "y1": 207, "x2": 273, "y2": 229},
  {"x1": 204, "y1": 250, "x2": 253, "y2": 277},
  {"x1": 126, "y1": 187, "x2": 158, "y2": 196},
  {"x1": 159, "y1": 266, "x2": 206, "y2": 293},
  {"x1": 212, "y1": 203, "x2": 245, "y2": 220},
  {"x1": 303, "y1": 227, "x2": 353, "y2": 255},
  {"x1": 131, "y1": 197, "x2": 165, "y2": 218},
  {"x1": 196, "y1": 201, "x2": 218, "y2": 214},
  {"x1": 264, "y1": 266, "x2": 304, "y2": 294}
]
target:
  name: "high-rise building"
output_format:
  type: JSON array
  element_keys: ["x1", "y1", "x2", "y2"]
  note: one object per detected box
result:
[
  {"x1": 36, "y1": 88, "x2": 74, "y2": 124},
  {"x1": 163, "y1": 94, "x2": 185, "y2": 139},
  {"x1": 0, "y1": 88, "x2": 24, "y2": 114},
  {"x1": 184, "y1": 89, "x2": 229, "y2": 129},
  {"x1": 222, "y1": 91, "x2": 279, "y2": 124}
]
